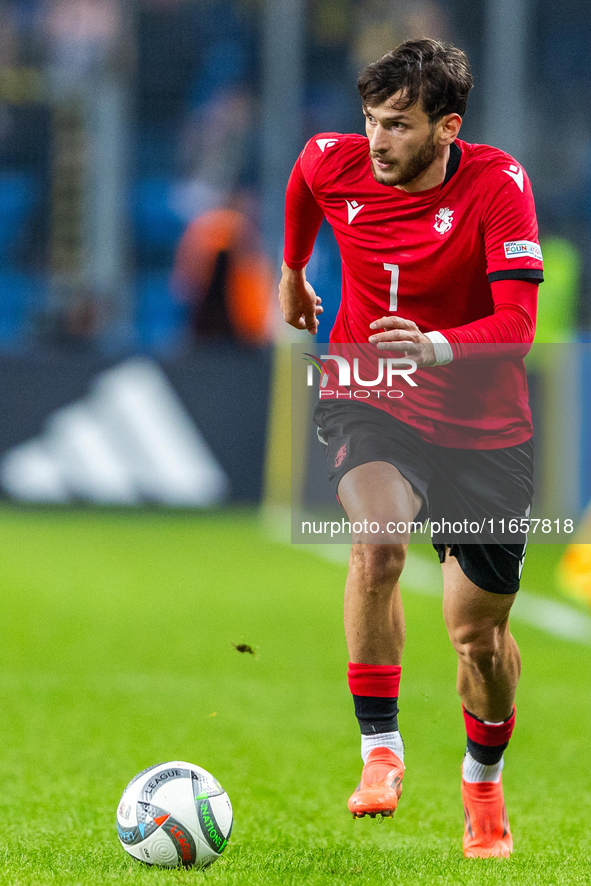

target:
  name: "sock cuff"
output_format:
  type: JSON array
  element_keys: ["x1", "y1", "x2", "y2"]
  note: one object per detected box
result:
[
  {"x1": 463, "y1": 705, "x2": 516, "y2": 746},
  {"x1": 347, "y1": 662, "x2": 401, "y2": 698}
]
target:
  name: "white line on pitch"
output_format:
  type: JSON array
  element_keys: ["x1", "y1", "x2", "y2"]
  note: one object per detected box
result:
[{"x1": 263, "y1": 511, "x2": 591, "y2": 646}]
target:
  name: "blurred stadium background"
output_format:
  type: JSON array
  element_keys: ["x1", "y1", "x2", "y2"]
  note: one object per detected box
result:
[
  {"x1": 0, "y1": 0, "x2": 589, "y2": 526},
  {"x1": 0, "y1": 0, "x2": 589, "y2": 589},
  {"x1": 0, "y1": 3, "x2": 591, "y2": 882}
]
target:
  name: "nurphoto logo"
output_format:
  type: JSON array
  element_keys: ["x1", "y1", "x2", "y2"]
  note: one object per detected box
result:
[
  {"x1": 302, "y1": 352, "x2": 418, "y2": 401},
  {"x1": 303, "y1": 354, "x2": 418, "y2": 388}
]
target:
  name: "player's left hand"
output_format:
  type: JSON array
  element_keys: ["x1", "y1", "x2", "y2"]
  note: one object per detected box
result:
[{"x1": 368, "y1": 316, "x2": 437, "y2": 367}]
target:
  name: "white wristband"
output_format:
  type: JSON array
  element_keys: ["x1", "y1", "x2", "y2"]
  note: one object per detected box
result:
[{"x1": 425, "y1": 331, "x2": 454, "y2": 365}]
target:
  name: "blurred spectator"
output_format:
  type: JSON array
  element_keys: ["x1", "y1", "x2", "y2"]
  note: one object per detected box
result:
[
  {"x1": 172, "y1": 194, "x2": 274, "y2": 347},
  {"x1": 174, "y1": 84, "x2": 254, "y2": 222}
]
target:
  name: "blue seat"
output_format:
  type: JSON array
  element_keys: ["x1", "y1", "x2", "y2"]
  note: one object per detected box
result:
[
  {"x1": 0, "y1": 173, "x2": 39, "y2": 260},
  {"x1": 132, "y1": 178, "x2": 185, "y2": 250},
  {"x1": 0, "y1": 270, "x2": 45, "y2": 346},
  {"x1": 135, "y1": 271, "x2": 189, "y2": 350}
]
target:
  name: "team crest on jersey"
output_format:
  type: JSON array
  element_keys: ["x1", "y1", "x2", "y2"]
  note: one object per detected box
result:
[{"x1": 434, "y1": 207, "x2": 454, "y2": 234}]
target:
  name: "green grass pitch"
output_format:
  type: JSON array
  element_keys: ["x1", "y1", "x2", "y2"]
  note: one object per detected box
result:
[{"x1": 0, "y1": 507, "x2": 590, "y2": 885}]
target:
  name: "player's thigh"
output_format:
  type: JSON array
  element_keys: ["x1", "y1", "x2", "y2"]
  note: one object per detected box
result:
[
  {"x1": 314, "y1": 402, "x2": 430, "y2": 541},
  {"x1": 338, "y1": 461, "x2": 422, "y2": 543},
  {"x1": 440, "y1": 550, "x2": 517, "y2": 645}
]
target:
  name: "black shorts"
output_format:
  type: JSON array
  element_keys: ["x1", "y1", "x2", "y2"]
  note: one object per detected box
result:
[{"x1": 314, "y1": 400, "x2": 534, "y2": 595}]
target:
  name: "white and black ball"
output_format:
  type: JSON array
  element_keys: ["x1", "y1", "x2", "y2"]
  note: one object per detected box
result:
[{"x1": 117, "y1": 761, "x2": 232, "y2": 868}]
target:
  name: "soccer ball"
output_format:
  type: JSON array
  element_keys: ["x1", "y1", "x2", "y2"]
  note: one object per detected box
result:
[{"x1": 116, "y1": 761, "x2": 232, "y2": 868}]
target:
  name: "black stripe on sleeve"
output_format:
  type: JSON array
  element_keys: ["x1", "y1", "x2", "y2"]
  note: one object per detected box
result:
[{"x1": 488, "y1": 269, "x2": 544, "y2": 283}]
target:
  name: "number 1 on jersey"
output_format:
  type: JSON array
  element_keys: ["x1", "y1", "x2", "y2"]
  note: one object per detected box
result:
[{"x1": 384, "y1": 263, "x2": 399, "y2": 311}]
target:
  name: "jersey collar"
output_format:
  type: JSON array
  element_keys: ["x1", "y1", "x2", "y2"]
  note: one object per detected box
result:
[{"x1": 442, "y1": 141, "x2": 462, "y2": 186}]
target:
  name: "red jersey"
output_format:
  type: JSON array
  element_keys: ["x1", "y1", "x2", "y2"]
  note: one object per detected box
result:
[{"x1": 284, "y1": 133, "x2": 544, "y2": 448}]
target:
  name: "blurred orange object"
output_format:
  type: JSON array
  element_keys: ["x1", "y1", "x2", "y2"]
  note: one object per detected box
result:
[
  {"x1": 172, "y1": 207, "x2": 274, "y2": 346},
  {"x1": 558, "y1": 542, "x2": 591, "y2": 607}
]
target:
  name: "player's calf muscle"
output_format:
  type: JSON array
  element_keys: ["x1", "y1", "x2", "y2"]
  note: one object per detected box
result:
[
  {"x1": 449, "y1": 616, "x2": 514, "y2": 675},
  {"x1": 454, "y1": 627, "x2": 520, "y2": 721},
  {"x1": 453, "y1": 628, "x2": 504, "y2": 680}
]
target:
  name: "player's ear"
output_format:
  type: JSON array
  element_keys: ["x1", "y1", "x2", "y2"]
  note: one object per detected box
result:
[{"x1": 437, "y1": 113, "x2": 462, "y2": 145}]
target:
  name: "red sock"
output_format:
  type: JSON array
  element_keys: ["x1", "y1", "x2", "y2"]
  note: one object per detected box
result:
[
  {"x1": 348, "y1": 663, "x2": 401, "y2": 733},
  {"x1": 463, "y1": 705, "x2": 515, "y2": 765}
]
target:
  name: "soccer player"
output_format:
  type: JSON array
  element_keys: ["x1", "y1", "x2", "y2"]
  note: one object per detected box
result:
[{"x1": 279, "y1": 39, "x2": 543, "y2": 858}]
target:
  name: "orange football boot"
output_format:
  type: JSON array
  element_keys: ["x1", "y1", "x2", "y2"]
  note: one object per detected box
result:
[
  {"x1": 462, "y1": 777, "x2": 513, "y2": 858},
  {"x1": 348, "y1": 747, "x2": 404, "y2": 818}
]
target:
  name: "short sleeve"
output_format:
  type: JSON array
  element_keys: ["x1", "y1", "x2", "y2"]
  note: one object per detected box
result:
[{"x1": 481, "y1": 164, "x2": 544, "y2": 284}]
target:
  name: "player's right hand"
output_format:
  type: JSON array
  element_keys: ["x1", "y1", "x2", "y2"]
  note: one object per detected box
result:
[{"x1": 278, "y1": 262, "x2": 323, "y2": 335}]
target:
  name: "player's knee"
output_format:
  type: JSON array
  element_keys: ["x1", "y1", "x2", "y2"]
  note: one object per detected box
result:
[
  {"x1": 450, "y1": 624, "x2": 499, "y2": 679},
  {"x1": 350, "y1": 543, "x2": 407, "y2": 590}
]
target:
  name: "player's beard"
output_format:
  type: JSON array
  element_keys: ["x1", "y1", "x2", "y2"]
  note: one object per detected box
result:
[{"x1": 371, "y1": 130, "x2": 437, "y2": 187}]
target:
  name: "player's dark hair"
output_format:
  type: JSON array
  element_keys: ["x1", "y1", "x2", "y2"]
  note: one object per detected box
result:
[{"x1": 358, "y1": 39, "x2": 473, "y2": 123}]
